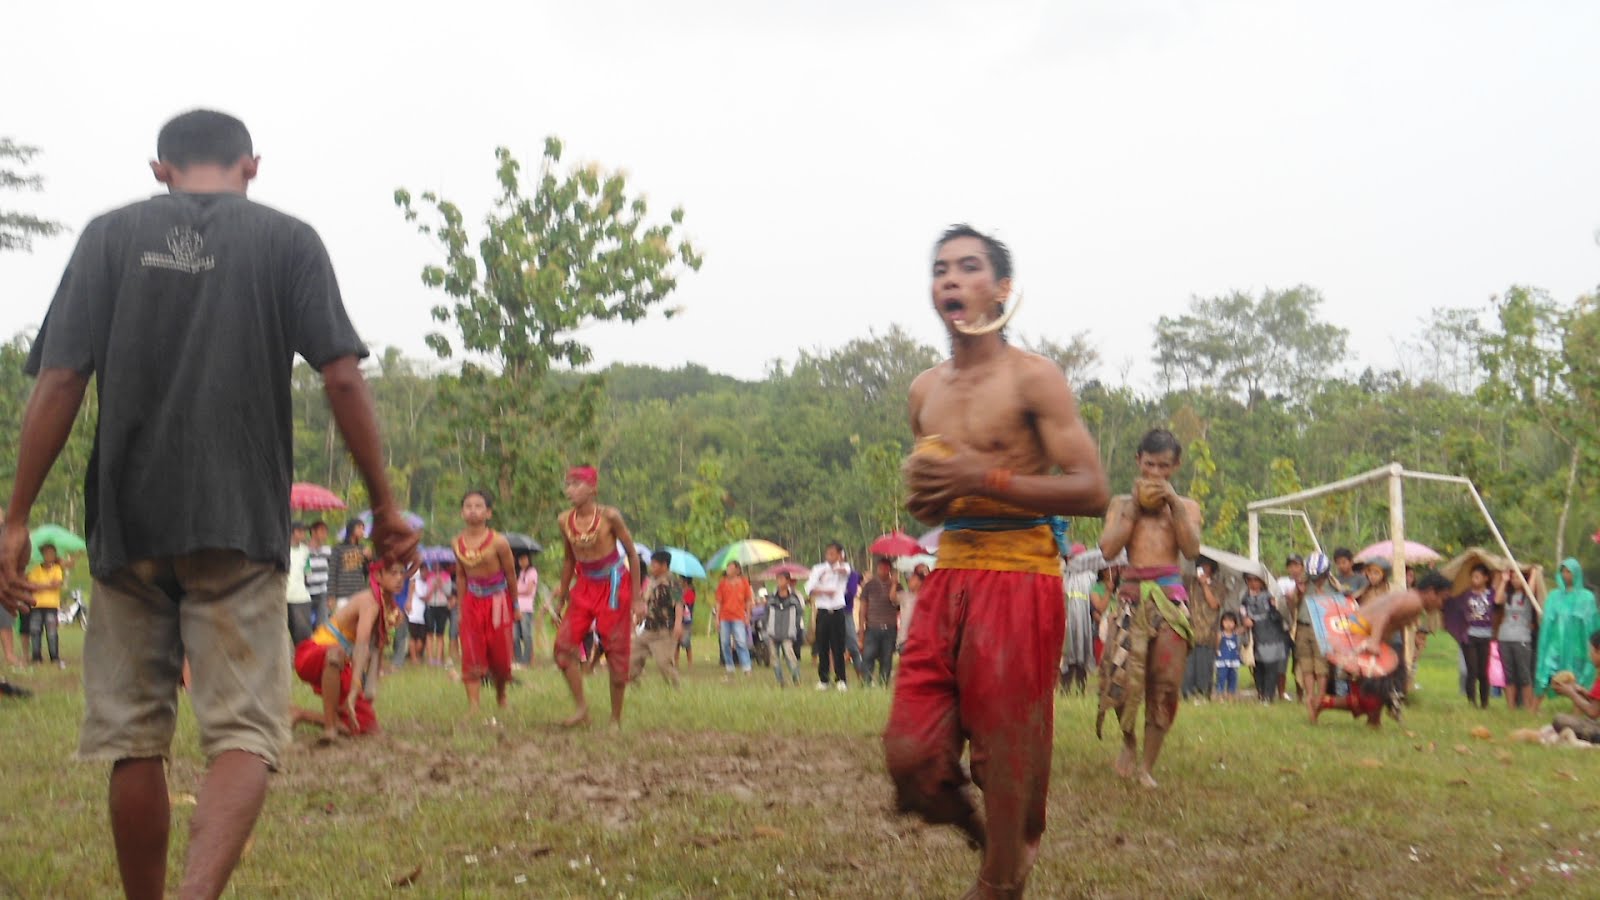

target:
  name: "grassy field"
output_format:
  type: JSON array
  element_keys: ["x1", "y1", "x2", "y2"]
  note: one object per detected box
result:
[{"x1": 1, "y1": 628, "x2": 1597, "y2": 899}]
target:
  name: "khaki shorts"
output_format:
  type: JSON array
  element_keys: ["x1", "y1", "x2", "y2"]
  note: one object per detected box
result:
[
  {"x1": 79, "y1": 550, "x2": 291, "y2": 769},
  {"x1": 1293, "y1": 625, "x2": 1328, "y2": 679}
]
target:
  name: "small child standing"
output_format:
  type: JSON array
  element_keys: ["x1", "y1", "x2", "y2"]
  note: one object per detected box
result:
[{"x1": 1215, "y1": 612, "x2": 1242, "y2": 700}]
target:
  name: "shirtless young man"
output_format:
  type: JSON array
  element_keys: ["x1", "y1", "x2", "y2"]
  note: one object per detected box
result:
[
  {"x1": 291, "y1": 559, "x2": 403, "y2": 741},
  {"x1": 554, "y1": 466, "x2": 642, "y2": 728},
  {"x1": 452, "y1": 490, "x2": 517, "y2": 717},
  {"x1": 886, "y1": 224, "x2": 1109, "y2": 900},
  {"x1": 1096, "y1": 428, "x2": 1203, "y2": 790},
  {"x1": 1314, "y1": 573, "x2": 1450, "y2": 727}
]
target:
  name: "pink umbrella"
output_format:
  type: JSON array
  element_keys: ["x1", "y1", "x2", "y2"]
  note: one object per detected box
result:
[
  {"x1": 1356, "y1": 539, "x2": 1441, "y2": 565},
  {"x1": 290, "y1": 482, "x2": 346, "y2": 512},
  {"x1": 870, "y1": 530, "x2": 924, "y2": 557},
  {"x1": 756, "y1": 562, "x2": 811, "y2": 581}
]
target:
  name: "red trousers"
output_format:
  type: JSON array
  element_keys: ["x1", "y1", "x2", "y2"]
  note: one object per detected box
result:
[
  {"x1": 884, "y1": 568, "x2": 1064, "y2": 888},
  {"x1": 557, "y1": 571, "x2": 634, "y2": 681},
  {"x1": 293, "y1": 639, "x2": 379, "y2": 735},
  {"x1": 460, "y1": 591, "x2": 513, "y2": 682}
]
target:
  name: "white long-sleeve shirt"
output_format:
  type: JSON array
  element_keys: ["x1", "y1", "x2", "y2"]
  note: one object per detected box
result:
[{"x1": 806, "y1": 562, "x2": 852, "y2": 611}]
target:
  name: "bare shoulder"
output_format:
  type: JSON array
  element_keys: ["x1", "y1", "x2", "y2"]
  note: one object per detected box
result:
[
  {"x1": 1178, "y1": 495, "x2": 1203, "y2": 521},
  {"x1": 909, "y1": 363, "x2": 944, "y2": 399},
  {"x1": 1010, "y1": 347, "x2": 1076, "y2": 405},
  {"x1": 604, "y1": 505, "x2": 628, "y2": 525}
]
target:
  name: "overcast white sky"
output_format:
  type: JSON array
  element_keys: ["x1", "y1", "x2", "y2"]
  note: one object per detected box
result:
[{"x1": 4, "y1": 0, "x2": 1597, "y2": 388}]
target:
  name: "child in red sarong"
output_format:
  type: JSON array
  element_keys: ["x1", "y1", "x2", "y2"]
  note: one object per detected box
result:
[
  {"x1": 554, "y1": 466, "x2": 642, "y2": 729},
  {"x1": 452, "y1": 489, "x2": 517, "y2": 719}
]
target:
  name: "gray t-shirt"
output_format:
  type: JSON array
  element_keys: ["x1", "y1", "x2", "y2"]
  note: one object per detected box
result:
[
  {"x1": 1498, "y1": 591, "x2": 1535, "y2": 643},
  {"x1": 26, "y1": 193, "x2": 366, "y2": 578}
]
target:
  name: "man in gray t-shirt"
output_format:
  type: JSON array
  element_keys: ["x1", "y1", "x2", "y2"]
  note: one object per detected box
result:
[{"x1": 0, "y1": 110, "x2": 417, "y2": 900}]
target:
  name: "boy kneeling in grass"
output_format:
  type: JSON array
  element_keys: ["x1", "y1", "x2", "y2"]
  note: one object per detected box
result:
[
  {"x1": 1547, "y1": 630, "x2": 1600, "y2": 744},
  {"x1": 292, "y1": 560, "x2": 402, "y2": 741}
]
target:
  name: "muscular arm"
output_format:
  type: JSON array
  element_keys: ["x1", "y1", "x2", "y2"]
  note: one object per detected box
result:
[
  {"x1": 1171, "y1": 496, "x2": 1203, "y2": 560},
  {"x1": 346, "y1": 596, "x2": 380, "y2": 705},
  {"x1": 496, "y1": 538, "x2": 517, "y2": 594},
  {"x1": 322, "y1": 357, "x2": 396, "y2": 511},
  {"x1": 557, "y1": 529, "x2": 577, "y2": 603},
  {"x1": 1, "y1": 370, "x2": 91, "y2": 611},
  {"x1": 1098, "y1": 497, "x2": 1136, "y2": 559},
  {"x1": 611, "y1": 509, "x2": 642, "y2": 598},
  {"x1": 1000, "y1": 357, "x2": 1111, "y2": 517}
]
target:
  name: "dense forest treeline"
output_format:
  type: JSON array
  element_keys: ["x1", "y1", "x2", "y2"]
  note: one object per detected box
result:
[{"x1": 6, "y1": 281, "x2": 1600, "y2": 581}]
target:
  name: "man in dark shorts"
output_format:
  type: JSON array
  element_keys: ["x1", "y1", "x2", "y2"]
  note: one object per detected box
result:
[{"x1": 0, "y1": 110, "x2": 417, "y2": 900}]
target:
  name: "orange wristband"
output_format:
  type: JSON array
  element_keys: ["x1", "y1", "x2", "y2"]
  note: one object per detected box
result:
[{"x1": 984, "y1": 468, "x2": 1014, "y2": 495}]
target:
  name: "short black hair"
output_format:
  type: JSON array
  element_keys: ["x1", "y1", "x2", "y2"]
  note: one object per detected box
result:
[
  {"x1": 157, "y1": 110, "x2": 253, "y2": 169},
  {"x1": 1136, "y1": 428, "x2": 1182, "y2": 460},
  {"x1": 310, "y1": 520, "x2": 327, "y2": 532},
  {"x1": 826, "y1": 541, "x2": 845, "y2": 553},
  {"x1": 1333, "y1": 548, "x2": 1354, "y2": 562},
  {"x1": 1221, "y1": 611, "x2": 1238, "y2": 627},
  {"x1": 1472, "y1": 564, "x2": 1492, "y2": 578},
  {"x1": 1416, "y1": 573, "x2": 1451, "y2": 593},
  {"x1": 462, "y1": 488, "x2": 493, "y2": 509},
  {"x1": 344, "y1": 521, "x2": 364, "y2": 542},
  {"x1": 650, "y1": 550, "x2": 672, "y2": 566},
  {"x1": 38, "y1": 542, "x2": 57, "y2": 553},
  {"x1": 1590, "y1": 629, "x2": 1600, "y2": 652},
  {"x1": 291, "y1": 522, "x2": 307, "y2": 532},
  {"x1": 935, "y1": 224, "x2": 1013, "y2": 281}
]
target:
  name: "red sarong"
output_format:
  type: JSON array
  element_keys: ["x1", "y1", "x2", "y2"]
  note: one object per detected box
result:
[
  {"x1": 461, "y1": 588, "x2": 514, "y2": 682},
  {"x1": 293, "y1": 639, "x2": 379, "y2": 735},
  {"x1": 884, "y1": 568, "x2": 1064, "y2": 881},
  {"x1": 557, "y1": 559, "x2": 634, "y2": 681}
]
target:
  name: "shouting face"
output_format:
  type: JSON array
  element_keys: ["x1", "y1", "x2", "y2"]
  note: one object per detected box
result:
[{"x1": 931, "y1": 236, "x2": 1010, "y2": 335}]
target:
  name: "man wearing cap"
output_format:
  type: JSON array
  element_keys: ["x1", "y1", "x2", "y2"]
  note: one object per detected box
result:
[
  {"x1": 554, "y1": 465, "x2": 642, "y2": 729},
  {"x1": 1291, "y1": 553, "x2": 1338, "y2": 722}
]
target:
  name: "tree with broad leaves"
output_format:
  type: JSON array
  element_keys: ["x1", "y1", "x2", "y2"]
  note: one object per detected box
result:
[
  {"x1": 395, "y1": 138, "x2": 701, "y2": 524},
  {"x1": 1, "y1": 138, "x2": 66, "y2": 253},
  {"x1": 1155, "y1": 286, "x2": 1348, "y2": 409}
]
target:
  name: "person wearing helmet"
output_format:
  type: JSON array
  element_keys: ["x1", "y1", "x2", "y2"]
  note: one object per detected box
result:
[{"x1": 1291, "y1": 552, "x2": 1339, "y2": 722}]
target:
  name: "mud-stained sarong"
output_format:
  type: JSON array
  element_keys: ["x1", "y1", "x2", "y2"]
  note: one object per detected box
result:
[{"x1": 1097, "y1": 565, "x2": 1192, "y2": 739}]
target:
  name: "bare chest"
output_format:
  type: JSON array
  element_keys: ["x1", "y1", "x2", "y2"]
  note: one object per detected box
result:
[{"x1": 918, "y1": 365, "x2": 1042, "y2": 462}]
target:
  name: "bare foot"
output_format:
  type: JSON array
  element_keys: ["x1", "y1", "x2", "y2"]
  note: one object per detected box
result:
[
  {"x1": 317, "y1": 726, "x2": 339, "y2": 746},
  {"x1": 1113, "y1": 747, "x2": 1137, "y2": 780},
  {"x1": 560, "y1": 709, "x2": 591, "y2": 728},
  {"x1": 608, "y1": 718, "x2": 622, "y2": 732},
  {"x1": 1137, "y1": 770, "x2": 1159, "y2": 790}
]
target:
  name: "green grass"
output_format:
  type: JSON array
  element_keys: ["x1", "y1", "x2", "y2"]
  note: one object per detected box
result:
[{"x1": 1, "y1": 628, "x2": 1597, "y2": 898}]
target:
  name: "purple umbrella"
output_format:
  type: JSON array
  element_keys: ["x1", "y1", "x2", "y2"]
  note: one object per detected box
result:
[{"x1": 917, "y1": 527, "x2": 943, "y2": 553}]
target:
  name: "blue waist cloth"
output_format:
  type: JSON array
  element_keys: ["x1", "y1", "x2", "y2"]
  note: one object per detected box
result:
[
  {"x1": 942, "y1": 515, "x2": 1071, "y2": 558},
  {"x1": 581, "y1": 558, "x2": 625, "y2": 610},
  {"x1": 466, "y1": 575, "x2": 508, "y2": 598}
]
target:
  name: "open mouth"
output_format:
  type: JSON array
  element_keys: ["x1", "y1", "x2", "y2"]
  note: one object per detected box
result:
[{"x1": 941, "y1": 298, "x2": 966, "y2": 316}]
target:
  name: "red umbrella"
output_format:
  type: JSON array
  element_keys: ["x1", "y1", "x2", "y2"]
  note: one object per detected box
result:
[
  {"x1": 870, "y1": 530, "x2": 924, "y2": 557},
  {"x1": 290, "y1": 482, "x2": 346, "y2": 512}
]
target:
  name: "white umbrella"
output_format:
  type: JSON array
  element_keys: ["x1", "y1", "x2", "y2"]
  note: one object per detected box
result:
[
  {"x1": 895, "y1": 554, "x2": 937, "y2": 575},
  {"x1": 1199, "y1": 545, "x2": 1284, "y2": 598}
]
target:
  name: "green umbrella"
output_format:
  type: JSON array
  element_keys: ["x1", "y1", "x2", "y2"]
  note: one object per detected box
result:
[
  {"x1": 705, "y1": 540, "x2": 790, "y2": 573},
  {"x1": 30, "y1": 524, "x2": 86, "y2": 563}
]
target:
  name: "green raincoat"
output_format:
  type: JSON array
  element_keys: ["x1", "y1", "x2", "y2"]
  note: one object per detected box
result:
[{"x1": 1534, "y1": 558, "x2": 1600, "y2": 695}]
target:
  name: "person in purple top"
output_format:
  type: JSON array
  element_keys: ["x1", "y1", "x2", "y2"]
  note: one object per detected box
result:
[{"x1": 1445, "y1": 565, "x2": 1496, "y2": 709}]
